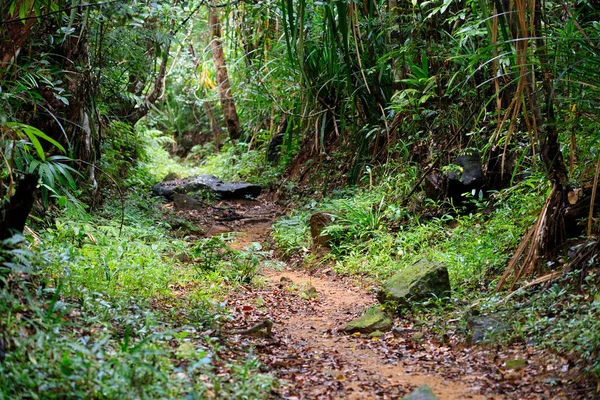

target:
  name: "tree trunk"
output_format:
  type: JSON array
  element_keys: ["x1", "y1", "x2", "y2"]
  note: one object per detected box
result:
[
  {"x1": 208, "y1": 8, "x2": 242, "y2": 141},
  {"x1": 61, "y1": 25, "x2": 97, "y2": 185},
  {"x1": 0, "y1": 1, "x2": 36, "y2": 75},
  {"x1": 203, "y1": 101, "x2": 223, "y2": 149}
]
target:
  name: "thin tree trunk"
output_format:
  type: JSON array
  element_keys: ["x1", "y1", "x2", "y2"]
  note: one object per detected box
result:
[
  {"x1": 146, "y1": 45, "x2": 170, "y2": 106},
  {"x1": 208, "y1": 8, "x2": 242, "y2": 141},
  {"x1": 62, "y1": 24, "x2": 99, "y2": 193},
  {"x1": 203, "y1": 101, "x2": 223, "y2": 148},
  {"x1": 126, "y1": 44, "x2": 170, "y2": 125}
]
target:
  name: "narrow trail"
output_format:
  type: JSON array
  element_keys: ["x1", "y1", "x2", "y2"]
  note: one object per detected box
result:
[
  {"x1": 261, "y1": 269, "x2": 487, "y2": 399},
  {"x1": 223, "y1": 206, "x2": 485, "y2": 399},
  {"x1": 172, "y1": 197, "x2": 577, "y2": 399}
]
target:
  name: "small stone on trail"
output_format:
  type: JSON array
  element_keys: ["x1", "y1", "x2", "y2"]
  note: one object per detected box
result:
[
  {"x1": 344, "y1": 306, "x2": 393, "y2": 334},
  {"x1": 278, "y1": 276, "x2": 293, "y2": 288},
  {"x1": 368, "y1": 330, "x2": 384, "y2": 338},
  {"x1": 466, "y1": 313, "x2": 511, "y2": 344},
  {"x1": 411, "y1": 332, "x2": 425, "y2": 342},
  {"x1": 402, "y1": 384, "x2": 439, "y2": 400},
  {"x1": 392, "y1": 326, "x2": 412, "y2": 338},
  {"x1": 299, "y1": 283, "x2": 319, "y2": 300}
]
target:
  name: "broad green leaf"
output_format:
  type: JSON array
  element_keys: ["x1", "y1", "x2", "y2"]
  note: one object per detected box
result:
[
  {"x1": 6, "y1": 122, "x2": 66, "y2": 154},
  {"x1": 22, "y1": 127, "x2": 46, "y2": 161}
]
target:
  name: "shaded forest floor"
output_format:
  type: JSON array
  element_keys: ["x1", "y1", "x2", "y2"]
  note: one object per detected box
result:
[{"x1": 168, "y1": 196, "x2": 590, "y2": 399}]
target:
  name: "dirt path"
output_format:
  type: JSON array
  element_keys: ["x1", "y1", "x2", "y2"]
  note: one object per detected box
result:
[
  {"x1": 261, "y1": 268, "x2": 489, "y2": 399},
  {"x1": 173, "y1": 197, "x2": 581, "y2": 399}
]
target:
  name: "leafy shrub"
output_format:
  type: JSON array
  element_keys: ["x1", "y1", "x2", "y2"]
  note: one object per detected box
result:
[{"x1": 271, "y1": 213, "x2": 311, "y2": 257}]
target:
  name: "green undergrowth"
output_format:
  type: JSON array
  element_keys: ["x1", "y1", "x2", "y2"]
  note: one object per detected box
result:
[
  {"x1": 192, "y1": 142, "x2": 284, "y2": 187},
  {"x1": 133, "y1": 128, "x2": 284, "y2": 187},
  {"x1": 272, "y1": 169, "x2": 600, "y2": 381},
  {"x1": 0, "y1": 193, "x2": 274, "y2": 399},
  {"x1": 105, "y1": 124, "x2": 284, "y2": 188},
  {"x1": 274, "y1": 171, "x2": 546, "y2": 287}
]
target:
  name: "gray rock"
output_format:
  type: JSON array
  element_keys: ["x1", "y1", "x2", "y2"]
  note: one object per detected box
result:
[
  {"x1": 392, "y1": 326, "x2": 412, "y2": 338},
  {"x1": 211, "y1": 181, "x2": 262, "y2": 199},
  {"x1": 344, "y1": 306, "x2": 393, "y2": 334},
  {"x1": 377, "y1": 259, "x2": 451, "y2": 310},
  {"x1": 403, "y1": 385, "x2": 438, "y2": 400},
  {"x1": 447, "y1": 151, "x2": 483, "y2": 187},
  {"x1": 446, "y1": 150, "x2": 484, "y2": 207},
  {"x1": 153, "y1": 174, "x2": 261, "y2": 200},
  {"x1": 466, "y1": 313, "x2": 511, "y2": 344},
  {"x1": 173, "y1": 193, "x2": 206, "y2": 210},
  {"x1": 310, "y1": 212, "x2": 334, "y2": 248},
  {"x1": 422, "y1": 171, "x2": 445, "y2": 200}
]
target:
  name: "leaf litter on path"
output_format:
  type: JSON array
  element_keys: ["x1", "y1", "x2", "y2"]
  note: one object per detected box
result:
[{"x1": 171, "y1": 197, "x2": 595, "y2": 399}]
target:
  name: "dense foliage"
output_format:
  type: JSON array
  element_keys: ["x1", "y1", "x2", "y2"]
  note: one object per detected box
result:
[{"x1": 2, "y1": 0, "x2": 600, "y2": 396}]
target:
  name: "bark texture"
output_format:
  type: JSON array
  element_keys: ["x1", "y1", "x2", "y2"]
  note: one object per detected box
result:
[
  {"x1": 0, "y1": 1, "x2": 36, "y2": 68},
  {"x1": 208, "y1": 8, "x2": 241, "y2": 141}
]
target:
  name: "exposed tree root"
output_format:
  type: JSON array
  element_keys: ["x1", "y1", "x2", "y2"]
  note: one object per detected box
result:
[{"x1": 498, "y1": 184, "x2": 567, "y2": 290}]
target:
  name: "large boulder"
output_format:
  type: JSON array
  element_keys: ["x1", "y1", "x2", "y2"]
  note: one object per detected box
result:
[
  {"x1": 344, "y1": 306, "x2": 393, "y2": 334},
  {"x1": 377, "y1": 259, "x2": 451, "y2": 310},
  {"x1": 447, "y1": 151, "x2": 483, "y2": 187},
  {"x1": 152, "y1": 174, "x2": 261, "y2": 201},
  {"x1": 422, "y1": 151, "x2": 484, "y2": 207}
]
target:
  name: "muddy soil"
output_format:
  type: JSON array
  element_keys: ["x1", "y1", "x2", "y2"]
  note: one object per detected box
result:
[{"x1": 170, "y1": 197, "x2": 592, "y2": 399}]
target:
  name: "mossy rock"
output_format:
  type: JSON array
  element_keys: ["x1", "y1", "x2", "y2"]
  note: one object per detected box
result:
[
  {"x1": 403, "y1": 385, "x2": 438, "y2": 400},
  {"x1": 162, "y1": 172, "x2": 181, "y2": 182},
  {"x1": 344, "y1": 306, "x2": 392, "y2": 334},
  {"x1": 377, "y1": 258, "x2": 450, "y2": 310}
]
